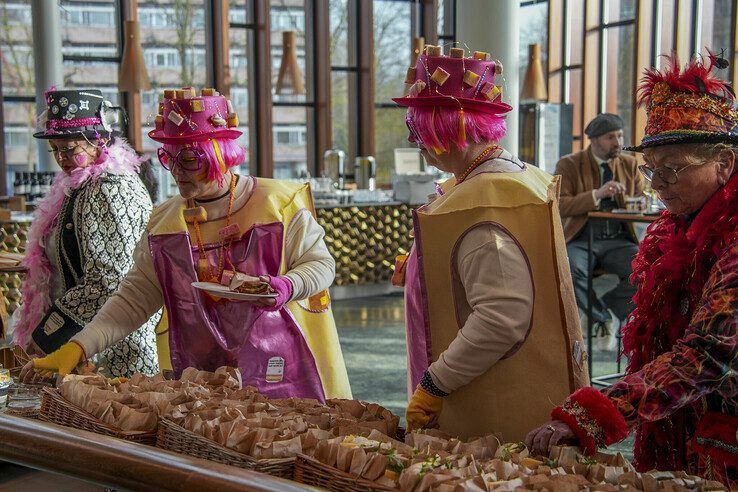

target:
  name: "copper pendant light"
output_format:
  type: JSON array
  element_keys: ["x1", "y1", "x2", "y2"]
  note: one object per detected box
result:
[
  {"x1": 118, "y1": 20, "x2": 151, "y2": 92},
  {"x1": 275, "y1": 31, "x2": 305, "y2": 94},
  {"x1": 520, "y1": 43, "x2": 547, "y2": 102}
]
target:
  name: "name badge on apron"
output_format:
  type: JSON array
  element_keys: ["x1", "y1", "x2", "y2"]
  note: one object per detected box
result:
[{"x1": 266, "y1": 356, "x2": 285, "y2": 383}]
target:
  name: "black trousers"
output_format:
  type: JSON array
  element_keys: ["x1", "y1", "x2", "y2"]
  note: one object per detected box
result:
[{"x1": 566, "y1": 231, "x2": 638, "y2": 324}]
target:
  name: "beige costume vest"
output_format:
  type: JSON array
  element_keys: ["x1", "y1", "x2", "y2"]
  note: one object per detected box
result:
[{"x1": 406, "y1": 166, "x2": 589, "y2": 440}]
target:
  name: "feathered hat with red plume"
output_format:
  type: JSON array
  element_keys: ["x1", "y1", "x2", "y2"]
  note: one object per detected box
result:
[{"x1": 625, "y1": 50, "x2": 738, "y2": 152}]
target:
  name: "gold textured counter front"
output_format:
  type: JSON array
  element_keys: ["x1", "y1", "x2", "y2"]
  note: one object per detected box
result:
[
  {"x1": 316, "y1": 204, "x2": 414, "y2": 287},
  {"x1": 0, "y1": 221, "x2": 29, "y2": 314},
  {"x1": 0, "y1": 205, "x2": 415, "y2": 312}
]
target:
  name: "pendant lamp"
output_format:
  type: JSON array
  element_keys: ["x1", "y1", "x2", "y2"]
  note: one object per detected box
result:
[
  {"x1": 520, "y1": 43, "x2": 547, "y2": 102},
  {"x1": 275, "y1": 31, "x2": 305, "y2": 94},
  {"x1": 118, "y1": 20, "x2": 151, "y2": 92}
]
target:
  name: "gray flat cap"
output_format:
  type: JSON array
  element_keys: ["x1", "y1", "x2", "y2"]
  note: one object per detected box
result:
[{"x1": 584, "y1": 113, "x2": 624, "y2": 138}]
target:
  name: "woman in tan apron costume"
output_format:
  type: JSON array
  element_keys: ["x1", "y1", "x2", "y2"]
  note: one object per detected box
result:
[{"x1": 394, "y1": 45, "x2": 589, "y2": 441}]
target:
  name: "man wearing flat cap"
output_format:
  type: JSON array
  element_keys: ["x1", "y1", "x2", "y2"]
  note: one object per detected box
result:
[{"x1": 554, "y1": 113, "x2": 645, "y2": 350}]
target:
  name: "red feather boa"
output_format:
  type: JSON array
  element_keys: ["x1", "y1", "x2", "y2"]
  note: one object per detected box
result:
[{"x1": 622, "y1": 172, "x2": 738, "y2": 470}]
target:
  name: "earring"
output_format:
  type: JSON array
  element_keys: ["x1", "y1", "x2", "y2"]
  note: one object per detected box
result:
[{"x1": 718, "y1": 177, "x2": 726, "y2": 186}]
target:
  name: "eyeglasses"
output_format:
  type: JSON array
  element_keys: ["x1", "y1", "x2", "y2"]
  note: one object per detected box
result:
[
  {"x1": 638, "y1": 162, "x2": 703, "y2": 184},
  {"x1": 47, "y1": 143, "x2": 88, "y2": 158},
  {"x1": 157, "y1": 146, "x2": 205, "y2": 171},
  {"x1": 405, "y1": 114, "x2": 423, "y2": 146}
]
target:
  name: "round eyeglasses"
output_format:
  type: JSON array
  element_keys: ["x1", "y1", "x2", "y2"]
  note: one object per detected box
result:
[
  {"x1": 157, "y1": 146, "x2": 205, "y2": 171},
  {"x1": 47, "y1": 143, "x2": 90, "y2": 159},
  {"x1": 638, "y1": 162, "x2": 702, "y2": 185}
]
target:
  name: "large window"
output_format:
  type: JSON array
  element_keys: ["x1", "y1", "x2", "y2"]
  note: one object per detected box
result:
[
  {"x1": 270, "y1": 0, "x2": 309, "y2": 179},
  {"x1": 374, "y1": 0, "x2": 414, "y2": 186},
  {"x1": 61, "y1": 0, "x2": 121, "y2": 106},
  {"x1": 1, "y1": 2, "x2": 37, "y2": 188},
  {"x1": 603, "y1": 24, "x2": 636, "y2": 143},
  {"x1": 437, "y1": 0, "x2": 455, "y2": 44},
  {"x1": 1, "y1": 1, "x2": 446, "y2": 185},
  {"x1": 654, "y1": 0, "x2": 676, "y2": 67},
  {"x1": 139, "y1": 0, "x2": 207, "y2": 195},
  {"x1": 547, "y1": 0, "x2": 738, "y2": 151},
  {"x1": 329, "y1": 0, "x2": 355, "y2": 165},
  {"x1": 228, "y1": 0, "x2": 253, "y2": 173},
  {"x1": 519, "y1": 1, "x2": 549, "y2": 95},
  {"x1": 698, "y1": 0, "x2": 734, "y2": 58}
]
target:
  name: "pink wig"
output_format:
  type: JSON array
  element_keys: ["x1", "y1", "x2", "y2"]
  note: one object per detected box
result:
[
  {"x1": 407, "y1": 106, "x2": 507, "y2": 153},
  {"x1": 163, "y1": 138, "x2": 246, "y2": 186}
]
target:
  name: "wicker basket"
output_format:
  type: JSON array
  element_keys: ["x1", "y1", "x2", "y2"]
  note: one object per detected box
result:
[
  {"x1": 38, "y1": 387, "x2": 157, "y2": 445},
  {"x1": 293, "y1": 454, "x2": 394, "y2": 491},
  {"x1": 156, "y1": 418, "x2": 295, "y2": 479}
]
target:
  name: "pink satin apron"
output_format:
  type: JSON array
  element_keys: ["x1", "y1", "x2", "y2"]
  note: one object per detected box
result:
[
  {"x1": 149, "y1": 221, "x2": 326, "y2": 401},
  {"x1": 404, "y1": 212, "x2": 433, "y2": 396}
]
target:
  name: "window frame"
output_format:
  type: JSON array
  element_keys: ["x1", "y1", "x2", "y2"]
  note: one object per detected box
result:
[{"x1": 0, "y1": 1, "x2": 126, "y2": 193}]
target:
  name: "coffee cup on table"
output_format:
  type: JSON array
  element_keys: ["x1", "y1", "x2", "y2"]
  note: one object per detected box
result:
[{"x1": 625, "y1": 196, "x2": 644, "y2": 212}]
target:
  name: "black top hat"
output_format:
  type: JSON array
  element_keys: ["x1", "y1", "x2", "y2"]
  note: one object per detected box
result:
[{"x1": 33, "y1": 89, "x2": 126, "y2": 140}]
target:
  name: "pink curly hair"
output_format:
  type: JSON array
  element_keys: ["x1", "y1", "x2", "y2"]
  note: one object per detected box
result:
[
  {"x1": 406, "y1": 106, "x2": 507, "y2": 153},
  {"x1": 163, "y1": 138, "x2": 246, "y2": 186}
]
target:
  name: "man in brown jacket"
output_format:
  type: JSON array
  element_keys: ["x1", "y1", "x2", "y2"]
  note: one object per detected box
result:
[{"x1": 554, "y1": 113, "x2": 645, "y2": 350}]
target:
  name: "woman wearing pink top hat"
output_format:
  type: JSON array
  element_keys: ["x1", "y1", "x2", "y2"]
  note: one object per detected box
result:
[
  {"x1": 394, "y1": 46, "x2": 587, "y2": 441},
  {"x1": 23, "y1": 87, "x2": 352, "y2": 401}
]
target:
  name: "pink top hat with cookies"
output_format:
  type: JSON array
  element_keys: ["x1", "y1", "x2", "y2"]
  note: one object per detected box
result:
[
  {"x1": 393, "y1": 45, "x2": 512, "y2": 115},
  {"x1": 149, "y1": 87, "x2": 242, "y2": 144}
]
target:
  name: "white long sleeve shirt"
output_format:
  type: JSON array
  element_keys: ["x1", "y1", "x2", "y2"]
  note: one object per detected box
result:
[{"x1": 72, "y1": 175, "x2": 335, "y2": 357}]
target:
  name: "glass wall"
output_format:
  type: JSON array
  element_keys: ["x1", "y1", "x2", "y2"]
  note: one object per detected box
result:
[
  {"x1": 329, "y1": 0, "x2": 355, "y2": 161},
  {"x1": 699, "y1": 0, "x2": 733, "y2": 58},
  {"x1": 9, "y1": 2, "x2": 736, "y2": 186},
  {"x1": 139, "y1": 0, "x2": 207, "y2": 157},
  {"x1": 270, "y1": 0, "x2": 308, "y2": 179},
  {"x1": 228, "y1": 0, "x2": 252, "y2": 177},
  {"x1": 1, "y1": 2, "x2": 37, "y2": 181},
  {"x1": 519, "y1": 1, "x2": 549, "y2": 93},
  {"x1": 655, "y1": 0, "x2": 676, "y2": 67},
  {"x1": 61, "y1": 0, "x2": 121, "y2": 105},
  {"x1": 373, "y1": 0, "x2": 413, "y2": 186}
]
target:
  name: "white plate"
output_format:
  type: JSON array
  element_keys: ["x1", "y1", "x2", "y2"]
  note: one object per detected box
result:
[{"x1": 191, "y1": 281, "x2": 277, "y2": 301}]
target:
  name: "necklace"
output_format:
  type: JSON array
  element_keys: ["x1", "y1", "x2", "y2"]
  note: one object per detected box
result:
[
  {"x1": 456, "y1": 145, "x2": 500, "y2": 183},
  {"x1": 194, "y1": 175, "x2": 239, "y2": 204},
  {"x1": 190, "y1": 173, "x2": 238, "y2": 283}
]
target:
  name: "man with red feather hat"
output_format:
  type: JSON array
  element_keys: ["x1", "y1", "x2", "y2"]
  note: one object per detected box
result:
[{"x1": 527, "y1": 51, "x2": 738, "y2": 485}]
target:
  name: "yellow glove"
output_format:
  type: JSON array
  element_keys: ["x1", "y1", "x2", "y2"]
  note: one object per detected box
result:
[
  {"x1": 32, "y1": 341, "x2": 85, "y2": 377},
  {"x1": 406, "y1": 386, "x2": 444, "y2": 431}
]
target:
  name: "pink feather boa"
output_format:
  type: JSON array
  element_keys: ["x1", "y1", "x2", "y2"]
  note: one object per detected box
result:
[{"x1": 14, "y1": 139, "x2": 143, "y2": 349}]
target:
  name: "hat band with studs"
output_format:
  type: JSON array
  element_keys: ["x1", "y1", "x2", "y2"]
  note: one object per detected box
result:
[{"x1": 47, "y1": 116, "x2": 102, "y2": 131}]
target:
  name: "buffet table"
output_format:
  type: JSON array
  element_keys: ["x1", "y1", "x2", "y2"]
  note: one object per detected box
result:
[{"x1": 0, "y1": 412, "x2": 317, "y2": 491}]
